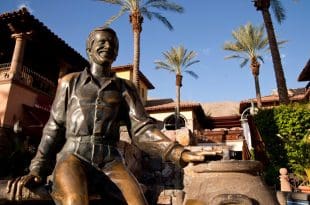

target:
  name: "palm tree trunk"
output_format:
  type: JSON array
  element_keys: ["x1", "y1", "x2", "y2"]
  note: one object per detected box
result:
[
  {"x1": 133, "y1": 27, "x2": 141, "y2": 88},
  {"x1": 261, "y1": 8, "x2": 289, "y2": 104},
  {"x1": 251, "y1": 57, "x2": 262, "y2": 108},
  {"x1": 175, "y1": 74, "x2": 182, "y2": 129},
  {"x1": 254, "y1": 75, "x2": 262, "y2": 108},
  {"x1": 130, "y1": 11, "x2": 143, "y2": 89}
]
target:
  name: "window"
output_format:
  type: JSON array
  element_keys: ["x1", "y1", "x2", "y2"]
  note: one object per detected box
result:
[{"x1": 163, "y1": 114, "x2": 186, "y2": 130}]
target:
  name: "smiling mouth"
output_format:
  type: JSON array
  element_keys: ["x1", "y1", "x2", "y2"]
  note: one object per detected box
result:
[{"x1": 98, "y1": 48, "x2": 113, "y2": 56}]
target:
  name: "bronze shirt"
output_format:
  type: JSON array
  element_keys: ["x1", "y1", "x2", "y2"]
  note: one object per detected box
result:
[{"x1": 29, "y1": 68, "x2": 185, "y2": 175}]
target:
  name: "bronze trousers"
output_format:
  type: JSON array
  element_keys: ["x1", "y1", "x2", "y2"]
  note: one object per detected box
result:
[{"x1": 51, "y1": 153, "x2": 148, "y2": 205}]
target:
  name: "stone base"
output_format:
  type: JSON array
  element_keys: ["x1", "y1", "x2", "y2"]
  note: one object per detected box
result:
[
  {"x1": 157, "y1": 189, "x2": 184, "y2": 205},
  {"x1": 0, "y1": 180, "x2": 127, "y2": 205},
  {"x1": 182, "y1": 160, "x2": 279, "y2": 205}
]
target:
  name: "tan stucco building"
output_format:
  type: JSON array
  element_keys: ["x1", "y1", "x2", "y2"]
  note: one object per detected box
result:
[{"x1": 0, "y1": 8, "x2": 90, "y2": 161}]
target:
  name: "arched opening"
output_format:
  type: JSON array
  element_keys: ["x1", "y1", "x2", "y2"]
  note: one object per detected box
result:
[{"x1": 164, "y1": 114, "x2": 186, "y2": 130}]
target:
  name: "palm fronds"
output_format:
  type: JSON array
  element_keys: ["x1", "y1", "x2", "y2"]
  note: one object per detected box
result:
[{"x1": 155, "y1": 45, "x2": 199, "y2": 77}]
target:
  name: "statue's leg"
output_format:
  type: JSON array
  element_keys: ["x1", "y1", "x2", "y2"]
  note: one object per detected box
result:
[
  {"x1": 103, "y1": 161, "x2": 148, "y2": 205},
  {"x1": 51, "y1": 154, "x2": 89, "y2": 205}
]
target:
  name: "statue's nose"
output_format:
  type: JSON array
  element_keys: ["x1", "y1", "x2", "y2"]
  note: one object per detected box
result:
[{"x1": 104, "y1": 41, "x2": 111, "y2": 49}]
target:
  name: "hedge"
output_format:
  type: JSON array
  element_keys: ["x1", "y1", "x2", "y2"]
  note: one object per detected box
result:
[{"x1": 254, "y1": 103, "x2": 310, "y2": 186}]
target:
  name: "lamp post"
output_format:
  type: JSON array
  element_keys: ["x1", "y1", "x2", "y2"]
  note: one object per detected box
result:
[{"x1": 240, "y1": 101, "x2": 258, "y2": 149}]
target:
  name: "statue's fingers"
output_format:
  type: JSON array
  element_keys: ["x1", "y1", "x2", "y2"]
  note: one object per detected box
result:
[
  {"x1": 16, "y1": 176, "x2": 27, "y2": 201},
  {"x1": 22, "y1": 175, "x2": 33, "y2": 186},
  {"x1": 6, "y1": 179, "x2": 13, "y2": 193},
  {"x1": 9, "y1": 177, "x2": 21, "y2": 201},
  {"x1": 21, "y1": 175, "x2": 35, "y2": 189},
  {"x1": 182, "y1": 152, "x2": 204, "y2": 162},
  {"x1": 191, "y1": 154, "x2": 204, "y2": 162}
]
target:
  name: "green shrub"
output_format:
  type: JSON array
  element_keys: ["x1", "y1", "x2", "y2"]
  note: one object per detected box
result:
[{"x1": 254, "y1": 103, "x2": 310, "y2": 186}]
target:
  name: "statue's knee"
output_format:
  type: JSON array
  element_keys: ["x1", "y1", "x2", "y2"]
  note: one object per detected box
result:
[{"x1": 64, "y1": 194, "x2": 88, "y2": 205}]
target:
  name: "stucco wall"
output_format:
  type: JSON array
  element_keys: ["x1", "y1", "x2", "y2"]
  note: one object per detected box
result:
[
  {"x1": 0, "y1": 83, "x2": 11, "y2": 126},
  {"x1": 139, "y1": 82, "x2": 148, "y2": 104},
  {"x1": 115, "y1": 70, "x2": 149, "y2": 104},
  {"x1": 150, "y1": 110, "x2": 194, "y2": 131},
  {"x1": 115, "y1": 70, "x2": 131, "y2": 80},
  {"x1": 4, "y1": 84, "x2": 37, "y2": 126}
]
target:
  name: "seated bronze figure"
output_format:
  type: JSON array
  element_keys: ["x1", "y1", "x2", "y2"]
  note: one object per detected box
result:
[{"x1": 6, "y1": 27, "x2": 204, "y2": 205}]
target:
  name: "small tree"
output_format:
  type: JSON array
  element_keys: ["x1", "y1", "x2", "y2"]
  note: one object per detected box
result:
[
  {"x1": 99, "y1": 0, "x2": 184, "y2": 88},
  {"x1": 223, "y1": 23, "x2": 269, "y2": 108},
  {"x1": 155, "y1": 45, "x2": 199, "y2": 129}
]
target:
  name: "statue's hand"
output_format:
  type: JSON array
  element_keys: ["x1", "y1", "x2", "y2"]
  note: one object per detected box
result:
[
  {"x1": 6, "y1": 173, "x2": 42, "y2": 201},
  {"x1": 181, "y1": 151, "x2": 205, "y2": 163}
]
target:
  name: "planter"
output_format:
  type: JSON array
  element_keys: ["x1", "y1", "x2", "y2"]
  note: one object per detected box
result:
[
  {"x1": 298, "y1": 185, "x2": 310, "y2": 193},
  {"x1": 183, "y1": 160, "x2": 279, "y2": 204}
]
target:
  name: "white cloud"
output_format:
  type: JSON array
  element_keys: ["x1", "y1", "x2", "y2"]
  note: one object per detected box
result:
[{"x1": 202, "y1": 48, "x2": 211, "y2": 56}]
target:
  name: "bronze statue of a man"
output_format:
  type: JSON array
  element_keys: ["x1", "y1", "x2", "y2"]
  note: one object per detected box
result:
[{"x1": 7, "y1": 27, "x2": 203, "y2": 205}]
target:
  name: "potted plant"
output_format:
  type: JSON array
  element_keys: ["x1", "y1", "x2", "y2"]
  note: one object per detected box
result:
[
  {"x1": 298, "y1": 169, "x2": 310, "y2": 193},
  {"x1": 298, "y1": 132, "x2": 310, "y2": 193}
]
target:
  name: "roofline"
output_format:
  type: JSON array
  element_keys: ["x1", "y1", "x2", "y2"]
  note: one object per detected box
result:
[
  {"x1": 240, "y1": 89, "x2": 309, "y2": 104},
  {"x1": 0, "y1": 7, "x2": 88, "y2": 67},
  {"x1": 145, "y1": 102, "x2": 208, "y2": 127},
  {"x1": 239, "y1": 88, "x2": 309, "y2": 113},
  {"x1": 145, "y1": 102, "x2": 201, "y2": 113},
  {"x1": 298, "y1": 59, "x2": 310, "y2": 81}
]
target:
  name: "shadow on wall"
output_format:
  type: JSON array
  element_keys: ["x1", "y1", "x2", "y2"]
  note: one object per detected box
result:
[{"x1": 0, "y1": 127, "x2": 36, "y2": 179}]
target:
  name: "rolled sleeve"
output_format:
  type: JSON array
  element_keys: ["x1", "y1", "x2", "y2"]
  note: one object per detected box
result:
[{"x1": 122, "y1": 80, "x2": 187, "y2": 167}]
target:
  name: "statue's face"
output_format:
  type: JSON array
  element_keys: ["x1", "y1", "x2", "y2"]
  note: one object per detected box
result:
[{"x1": 89, "y1": 31, "x2": 118, "y2": 65}]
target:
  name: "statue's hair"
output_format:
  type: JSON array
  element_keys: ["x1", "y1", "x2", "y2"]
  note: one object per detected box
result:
[{"x1": 86, "y1": 27, "x2": 119, "y2": 54}]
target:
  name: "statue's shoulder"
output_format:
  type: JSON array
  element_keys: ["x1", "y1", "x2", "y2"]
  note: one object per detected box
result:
[
  {"x1": 59, "y1": 72, "x2": 81, "y2": 84},
  {"x1": 115, "y1": 78, "x2": 139, "y2": 98},
  {"x1": 57, "y1": 72, "x2": 81, "y2": 89},
  {"x1": 118, "y1": 78, "x2": 135, "y2": 89}
]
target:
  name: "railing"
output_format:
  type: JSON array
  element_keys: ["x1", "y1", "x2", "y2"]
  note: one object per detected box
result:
[
  {"x1": 0, "y1": 63, "x2": 10, "y2": 79},
  {"x1": 0, "y1": 63, "x2": 56, "y2": 96}
]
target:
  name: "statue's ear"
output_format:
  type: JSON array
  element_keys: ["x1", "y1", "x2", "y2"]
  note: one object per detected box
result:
[{"x1": 86, "y1": 49, "x2": 92, "y2": 60}]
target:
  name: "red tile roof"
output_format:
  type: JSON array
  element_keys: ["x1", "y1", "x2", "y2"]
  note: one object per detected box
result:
[
  {"x1": 145, "y1": 100, "x2": 208, "y2": 127},
  {"x1": 0, "y1": 8, "x2": 88, "y2": 69},
  {"x1": 239, "y1": 88, "x2": 309, "y2": 113},
  {"x1": 145, "y1": 101, "x2": 201, "y2": 113},
  {"x1": 145, "y1": 98, "x2": 174, "y2": 107}
]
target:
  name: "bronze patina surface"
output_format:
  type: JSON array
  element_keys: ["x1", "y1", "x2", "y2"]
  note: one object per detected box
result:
[{"x1": 6, "y1": 27, "x2": 203, "y2": 205}]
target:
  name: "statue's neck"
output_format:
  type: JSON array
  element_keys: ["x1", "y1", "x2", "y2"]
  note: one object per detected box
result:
[{"x1": 90, "y1": 63, "x2": 112, "y2": 78}]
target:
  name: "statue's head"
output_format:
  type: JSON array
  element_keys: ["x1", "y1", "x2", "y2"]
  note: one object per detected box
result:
[{"x1": 86, "y1": 27, "x2": 119, "y2": 64}]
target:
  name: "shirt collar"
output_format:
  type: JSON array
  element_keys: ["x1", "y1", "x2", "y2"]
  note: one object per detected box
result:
[
  {"x1": 80, "y1": 67, "x2": 117, "y2": 86},
  {"x1": 80, "y1": 68, "x2": 92, "y2": 85}
]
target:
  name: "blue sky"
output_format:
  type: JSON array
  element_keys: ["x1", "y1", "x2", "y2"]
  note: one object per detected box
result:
[{"x1": 1, "y1": 0, "x2": 309, "y2": 102}]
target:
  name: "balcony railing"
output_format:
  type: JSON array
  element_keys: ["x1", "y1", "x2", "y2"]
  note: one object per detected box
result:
[
  {"x1": 0, "y1": 63, "x2": 10, "y2": 79},
  {"x1": 0, "y1": 63, "x2": 56, "y2": 96}
]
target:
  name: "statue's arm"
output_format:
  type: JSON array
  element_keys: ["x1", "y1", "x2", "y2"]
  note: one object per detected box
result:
[
  {"x1": 29, "y1": 76, "x2": 71, "y2": 177},
  {"x1": 122, "y1": 80, "x2": 202, "y2": 167},
  {"x1": 6, "y1": 76, "x2": 72, "y2": 201}
]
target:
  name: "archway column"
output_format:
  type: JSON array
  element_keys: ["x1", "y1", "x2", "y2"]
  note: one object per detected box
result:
[{"x1": 9, "y1": 32, "x2": 31, "y2": 79}]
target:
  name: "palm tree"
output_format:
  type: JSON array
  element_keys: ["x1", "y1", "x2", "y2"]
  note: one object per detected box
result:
[
  {"x1": 99, "y1": 0, "x2": 184, "y2": 88},
  {"x1": 223, "y1": 23, "x2": 271, "y2": 108},
  {"x1": 253, "y1": 0, "x2": 289, "y2": 104},
  {"x1": 155, "y1": 45, "x2": 199, "y2": 129}
]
